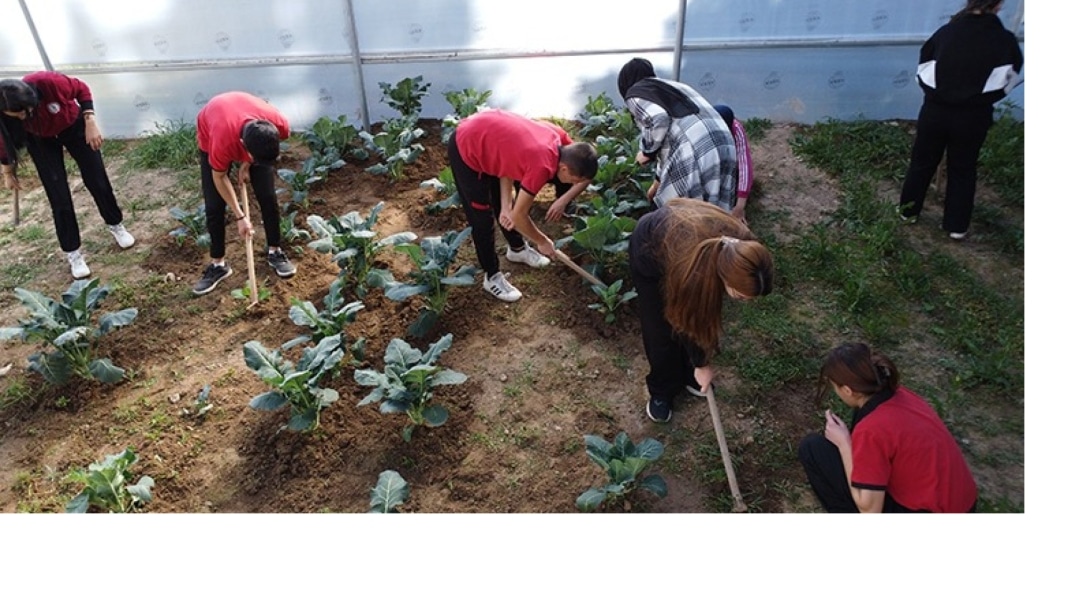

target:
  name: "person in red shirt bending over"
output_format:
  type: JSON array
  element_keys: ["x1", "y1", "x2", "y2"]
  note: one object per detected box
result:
[
  {"x1": 0, "y1": 72, "x2": 134, "y2": 279},
  {"x1": 447, "y1": 109, "x2": 598, "y2": 302},
  {"x1": 192, "y1": 91, "x2": 295, "y2": 295},
  {"x1": 798, "y1": 342, "x2": 978, "y2": 513}
]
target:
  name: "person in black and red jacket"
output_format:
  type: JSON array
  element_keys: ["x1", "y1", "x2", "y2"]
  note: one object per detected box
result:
[
  {"x1": 897, "y1": 0, "x2": 1024, "y2": 240},
  {"x1": 798, "y1": 342, "x2": 979, "y2": 513},
  {"x1": 0, "y1": 72, "x2": 134, "y2": 279}
]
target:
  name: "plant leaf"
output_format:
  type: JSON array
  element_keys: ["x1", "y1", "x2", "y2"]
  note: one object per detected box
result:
[
  {"x1": 576, "y1": 488, "x2": 607, "y2": 512},
  {"x1": 65, "y1": 490, "x2": 91, "y2": 514},
  {"x1": 88, "y1": 358, "x2": 126, "y2": 384},
  {"x1": 369, "y1": 470, "x2": 410, "y2": 513},
  {"x1": 639, "y1": 474, "x2": 668, "y2": 498},
  {"x1": 421, "y1": 405, "x2": 448, "y2": 427},
  {"x1": 250, "y1": 391, "x2": 289, "y2": 411},
  {"x1": 430, "y1": 369, "x2": 467, "y2": 386},
  {"x1": 127, "y1": 476, "x2": 156, "y2": 504}
]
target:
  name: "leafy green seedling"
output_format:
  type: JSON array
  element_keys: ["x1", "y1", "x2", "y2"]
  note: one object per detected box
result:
[
  {"x1": 420, "y1": 166, "x2": 462, "y2": 214},
  {"x1": 354, "y1": 333, "x2": 467, "y2": 442},
  {"x1": 382, "y1": 228, "x2": 478, "y2": 338},
  {"x1": 577, "y1": 432, "x2": 667, "y2": 512},
  {"x1": 588, "y1": 280, "x2": 638, "y2": 324},
  {"x1": 282, "y1": 277, "x2": 365, "y2": 351},
  {"x1": 0, "y1": 278, "x2": 137, "y2": 385},
  {"x1": 307, "y1": 203, "x2": 418, "y2": 298},
  {"x1": 370, "y1": 470, "x2": 410, "y2": 513},
  {"x1": 168, "y1": 202, "x2": 210, "y2": 248},
  {"x1": 243, "y1": 334, "x2": 344, "y2": 433},
  {"x1": 66, "y1": 447, "x2": 154, "y2": 513},
  {"x1": 379, "y1": 76, "x2": 430, "y2": 118}
]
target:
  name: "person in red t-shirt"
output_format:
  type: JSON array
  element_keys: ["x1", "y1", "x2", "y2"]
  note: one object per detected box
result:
[
  {"x1": 192, "y1": 91, "x2": 295, "y2": 295},
  {"x1": 0, "y1": 72, "x2": 134, "y2": 280},
  {"x1": 447, "y1": 109, "x2": 598, "y2": 302},
  {"x1": 798, "y1": 342, "x2": 978, "y2": 513}
]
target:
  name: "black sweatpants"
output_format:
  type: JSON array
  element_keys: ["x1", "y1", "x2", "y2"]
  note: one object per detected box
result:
[
  {"x1": 199, "y1": 151, "x2": 281, "y2": 260},
  {"x1": 898, "y1": 101, "x2": 994, "y2": 234},
  {"x1": 446, "y1": 131, "x2": 528, "y2": 277},
  {"x1": 25, "y1": 114, "x2": 122, "y2": 252}
]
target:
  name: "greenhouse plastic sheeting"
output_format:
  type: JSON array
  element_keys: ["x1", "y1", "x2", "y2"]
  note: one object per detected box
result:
[{"x1": 1, "y1": 0, "x2": 1025, "y2": 138}]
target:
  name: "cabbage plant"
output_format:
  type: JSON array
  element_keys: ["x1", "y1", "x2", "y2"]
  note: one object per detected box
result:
[
  {"x1": 577, "y1": 432, "x2": 667, "y2": 512},
  {"x1": 0, "y1": 278, "x2": 137, "y2": 385}
]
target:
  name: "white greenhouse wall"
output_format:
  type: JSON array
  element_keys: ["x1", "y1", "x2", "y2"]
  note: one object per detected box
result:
[{"x1": 1, "y1": 0, "x2": 1025, "y2": 138}]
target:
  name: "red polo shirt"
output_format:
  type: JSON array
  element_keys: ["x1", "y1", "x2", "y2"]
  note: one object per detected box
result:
[
  {"x1": 851, "y1": 386, "x2": 978, "y2": 512},
  {"x1": 454, "y1": 109, "x2": 571, "y2": 196},
  {"x1": 196, "y1": 91, "x2": 290, "y2": 172}
]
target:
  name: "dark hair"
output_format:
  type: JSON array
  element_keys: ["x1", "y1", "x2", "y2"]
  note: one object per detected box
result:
[
  {"x1": 659, "y1": 198, "x2": 774, "y2": 355},
  {"x1": 0, "y1": 79, "x2": 38, "y2": 114},
  {"x1": 714, "y1": 104, "x2": 735, "y2": 126},
  {"x1": 559, "y1": 141, "x2": 598, "y2": 181},
  {"x1": 815, "y1": 342, "x2": 900, "y2": 409},
  {"x1": 241, "y1": 119, "x2": 280, "y2": 165},
  {"x1": 0, "y1": 79, "x2": 38, "y2": 171},
  {"x1": 952, "y1": 0, "x2": 1002, "y2": 20}
]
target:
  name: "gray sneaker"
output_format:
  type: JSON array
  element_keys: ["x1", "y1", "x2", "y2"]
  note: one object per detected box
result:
[
  {"x1": 193, "y1": 263, "x2": 232, "y2": 295},
  {"x1": 268, "y1": 250, "x2": 296, "y2": 278}
]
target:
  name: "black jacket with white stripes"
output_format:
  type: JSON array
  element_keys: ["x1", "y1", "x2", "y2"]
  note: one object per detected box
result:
[{"x1": 916, "y1": 12, "x2": 1023, "y2": 108}]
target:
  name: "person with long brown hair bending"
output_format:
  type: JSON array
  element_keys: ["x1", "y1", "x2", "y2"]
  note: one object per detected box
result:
[
  {"x1": 798, "y1": 342, "x2": 978, "y2": 513},
  {"x1": 628, "y1": 198, "x2": 773, "y2": 423}
]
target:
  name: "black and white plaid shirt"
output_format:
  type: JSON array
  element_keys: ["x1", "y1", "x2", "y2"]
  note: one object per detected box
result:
[{"x1": 625, "y1": 79, "x2": 737, "y2": 210}]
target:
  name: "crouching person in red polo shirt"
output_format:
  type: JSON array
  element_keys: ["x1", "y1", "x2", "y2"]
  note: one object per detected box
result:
[
  {"x1": 193, "y1": 91, "x2": 295, "y2": 295},
  {"x1": 798, "y1": 342, "x2": 978, "y2": 513}
]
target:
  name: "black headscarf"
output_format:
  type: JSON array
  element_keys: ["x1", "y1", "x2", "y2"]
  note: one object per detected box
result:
[{"x1": 617, "y1": 57, "x2": 699, "y2": 118}]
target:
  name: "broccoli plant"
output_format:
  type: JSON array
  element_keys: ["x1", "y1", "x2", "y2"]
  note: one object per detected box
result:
[
  {"x1": 578, "y1": 93, "x2": 640, "y2": 142},
  {"x1": 588, "y1": 280, "x2": 638, "y2": 324},
  {"x1": 354, "y1": 333, "x2": 467, "y2": 442},
  {"x1": 381, "y1": 228, "x2": 478, "y2": 338},
  {"x1": 0, "y1": 278, "x2": 137, "y2": 385},
  {"x1": 307, "y1": 204, "x2": 418, "y2": 298},
  {"x1": 65, "y1": 447, "x2": 154, "y2": 513},
  {"x1": 282, "y1": 277, "x2": 367, "y2": 363},
  {"x1": 441, "y1": 87, "x2": 492, "y2": 143},
  {"x1": 358, "y1": 122, "x2": 425, "y2": 181},
  {"x1": 304, "y1": 114, "x2": 359, "y2": 157},
  {"x1": 168, "y1": 202, "x2": 210, "y2": 248},
  {"x1": 577, "y1": 432, "x2": 667, "y2": 512},
  {"x1": 420, "y1": 166, "x2": 462, "y2": 214},
  {"x1": 277, "y1": 147, "x2": 348, "y2": 206},
  {"x1": 370, "y1": 470, "x2": 410, "y2": 513},
  {"x1": 555, "y1": 205, "x2": 637, "y2": 282},
  {"x1": 243, "y1": 334, "x2": 344, "y2": 433},
  {"x1": 379, "y1": 76, "x2": 430, "y2": 118}
]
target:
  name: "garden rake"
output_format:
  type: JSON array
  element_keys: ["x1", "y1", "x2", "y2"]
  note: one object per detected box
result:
[
  {"x1": 238, "y1": 177, "x2": 260, "y2": 308},
  {"x1": 552, "y1": 249, "x2": 605, "y2": 287},
  {"x1": 704, "y1": 388, "x2": 747, "y2": 512}
]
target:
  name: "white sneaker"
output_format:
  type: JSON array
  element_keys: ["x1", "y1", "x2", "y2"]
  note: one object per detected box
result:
[
  {"x1": 483, "y1": 272, "x2": 522, "y2": 302},
  {"x1": 66, "y1": 250, "x2": 91, "y2": 279},
  {"x1": 948, "y1": 231, "x2": 967, "y2": 240},
  {"x1": 506, "y1": 246, "x2": 550, "y2": 268},
  {"x1": 108, "y1": 223, "x2": 135, "y2": 249}
]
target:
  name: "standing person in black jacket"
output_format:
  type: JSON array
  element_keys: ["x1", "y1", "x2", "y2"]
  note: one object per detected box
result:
[{"x1": 897, "y1": 0, "x2": 1023, "y2": 240}]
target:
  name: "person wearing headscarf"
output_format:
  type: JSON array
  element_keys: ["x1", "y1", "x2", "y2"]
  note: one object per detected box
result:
[{"x1": 617, "y1": 58, "x2": 738, "y2": 214}]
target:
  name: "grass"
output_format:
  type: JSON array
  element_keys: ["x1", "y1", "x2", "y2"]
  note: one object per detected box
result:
[{"x1": 125, "y1": 118, "x2": 200, "y2": 171}]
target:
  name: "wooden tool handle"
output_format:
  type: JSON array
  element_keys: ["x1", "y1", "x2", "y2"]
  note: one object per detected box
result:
[{"x1": 706, "y1": 391, "x2": 747, "y2": 512}]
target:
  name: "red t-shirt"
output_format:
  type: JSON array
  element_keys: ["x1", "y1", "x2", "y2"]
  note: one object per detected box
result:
[
  {"x1": 196, "y1": 92, "x2": 290, "y2": 172},
  {"x1": 454, "y1": 108, "x2": 571, "y2": 195},
  {"x1": 851, "y1": 387, "x2": 978, "y2": 512}
]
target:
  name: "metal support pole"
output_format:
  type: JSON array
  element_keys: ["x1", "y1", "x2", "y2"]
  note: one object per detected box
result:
[
  {"x1": 19, "y1": 0, "x2": 53, "y2": 71},
  {"x1": 343, "y1": 0, "x2": 370, "y2": 130},
  {"x1": 672, "y1": 0, "x2": 687, "y2": 80}
]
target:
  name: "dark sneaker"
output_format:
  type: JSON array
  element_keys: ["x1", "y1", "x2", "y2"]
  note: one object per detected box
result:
[
  {"x1": 897, "y1": 205, "x2": 918, "y2": 224},
  {"x1": 268, "y1": 250, "x2": 296, "y2": 278},
  {"x1": 646, "y1": 398, "x2": 672, "y2": 423},
  {"x1": 193, "y1": 263, "x2": 232, "y2": 295}
]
